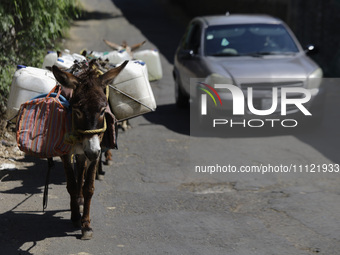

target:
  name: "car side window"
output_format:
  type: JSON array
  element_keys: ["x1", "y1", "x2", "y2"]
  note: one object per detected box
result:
[{"x1": 182, "y1": 23, "x2": 201, "y2": 54}]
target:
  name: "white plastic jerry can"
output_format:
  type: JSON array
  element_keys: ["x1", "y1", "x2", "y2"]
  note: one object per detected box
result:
[
  {"x1": 62, "y1": 49, "x2": 87, "y2": 63},
  {"x1": 108, "y1": 60, "x2": 156, "y2": 121},
  {"x1": 42, "y1": 51, "x2": 58, "y2": 69},
  {"x1": 106, "y1": 50, "x2": 131, "y2": 65},
  {"x1": 133, "y1": 49, "x2": 163, "y2": 81},
  {"x1": 42, "y1": 49, "x2": 87, "y2": 70},
  {"x1": 54, "y1": 57, "x2": 75, "y2": 69},
  {"x1": 90, "y1": 50, "x2": 131, "y2": 65},
  {"x1": 6, "y1": 65, "x2": 57, "y2": 118},
  {"x1": 72, "y1": 53, "x2": 87, "y2": 63}
]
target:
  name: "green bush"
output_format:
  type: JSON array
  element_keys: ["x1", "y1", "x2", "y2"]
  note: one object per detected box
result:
[{"x1": 0, "y1": 0, "x2": 81, "y2": 115}]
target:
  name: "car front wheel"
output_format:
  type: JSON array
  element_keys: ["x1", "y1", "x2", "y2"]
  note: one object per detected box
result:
[{"x1": 174, "y1": 75, "x2": 189, "y2": 108}]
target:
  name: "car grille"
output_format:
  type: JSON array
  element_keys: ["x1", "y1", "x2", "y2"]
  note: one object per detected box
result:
[
  {"x1": 249, "y1": 99, "x2": 302, "y2": 113},
  {"x1": 240, "y1": 81, "x2": 304, "y2": 90},
  {"x1": 241, "y1": 81, "x2": 305, "y2": 114}
]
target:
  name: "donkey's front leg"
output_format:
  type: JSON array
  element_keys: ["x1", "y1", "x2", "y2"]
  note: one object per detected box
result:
[
  {"x1": 61, "y1": 154, "x2": 81, "y2": 227},
  {"x1": 81, "y1": 159, "x2": 98, "y2": 240},
  {"x1": 75, "y1": 154, "x2": 87, "y2": 213}
]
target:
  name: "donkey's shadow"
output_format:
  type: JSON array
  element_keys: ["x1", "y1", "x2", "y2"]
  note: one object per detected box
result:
[
  {"x1": 0, "y1": 156, "x2": 78, "y2": 254},
  {"x1": 0, "y1": 209, "x2": 77, "y2": 254}
]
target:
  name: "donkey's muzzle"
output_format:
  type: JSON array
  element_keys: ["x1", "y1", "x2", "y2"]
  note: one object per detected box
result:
[{"x1": 83, "y1": 135, "x2": 101, "y2": 161}]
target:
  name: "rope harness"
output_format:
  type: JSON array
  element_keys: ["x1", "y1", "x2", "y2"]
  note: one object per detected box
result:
[
  {"x1": 64, "y1": 115, "x2": 107, "y2": 145},
  {"x1": 64, "y1": 69, "x2": 109, "y2": 145}
]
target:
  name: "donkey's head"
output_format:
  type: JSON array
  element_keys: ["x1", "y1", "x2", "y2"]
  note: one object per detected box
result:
[
  {"x1": 103, "y1": 39, "x2": 146, "y2": 56},
  {"x1": 52, "y1": 60, "x2": 128, "y2": 161}
]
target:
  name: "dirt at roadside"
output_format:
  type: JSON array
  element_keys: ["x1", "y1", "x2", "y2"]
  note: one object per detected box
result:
[{"x1": 0, "y1": 119, "x2": 28, "y2": 173}]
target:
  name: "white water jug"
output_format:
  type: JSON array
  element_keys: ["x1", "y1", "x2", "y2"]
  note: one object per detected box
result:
[
  {"x1": 63, "y1": 49, "x2": 86, "y2": 63},
  {"x1": 109, "y1": 60, "x2": 156, "y2": 120},
  {"x1": 133, "y1": 49, "x2": 163, "y2": 81},
  {"x1": 42, "y1": 50, "x2": 86, "y2": 70},
  {"x1": 42, "y1": 51, "x2": 58, "y2": 69},
  {"x1": 72, "y1": 53, "x2": 87, "y2": 63},
  {"x1": 107, "y1": 50, "x2": 131, "y2": 65},
  {"x1": 91, "y1": 50, "x2": 131, "y2": 65},
  {"x1": 7, "y1": 66, "x2": 57, "y2": 118},
  {"x1": 54, "y1": 57, "x2": 75, "y2": 69}
]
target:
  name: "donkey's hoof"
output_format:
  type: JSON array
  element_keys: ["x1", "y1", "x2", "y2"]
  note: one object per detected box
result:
[
  {"x1": 104, "y1": 160, "x2": 113, "y2": 166},
  {"x1": 97, "y1": 174, "x2": 105, "y2": 181},
  {"x1": 81, "y1": 227, "x2": 93, "y2": 240}
]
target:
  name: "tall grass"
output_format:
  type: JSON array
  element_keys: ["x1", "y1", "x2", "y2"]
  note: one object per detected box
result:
[{"x1": 0, "y1": 0, "x2": 81, "y2": 116}]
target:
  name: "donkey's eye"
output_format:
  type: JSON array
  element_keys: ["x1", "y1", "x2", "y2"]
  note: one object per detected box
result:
[
  {"x1": 100, "y1": 108, "x2": 106, "y2": 116},
  {"x1": 74, "y1": 109, "x2": 83, "y2": 118}
]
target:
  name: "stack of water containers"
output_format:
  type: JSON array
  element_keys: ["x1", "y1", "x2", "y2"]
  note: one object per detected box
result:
[
  {"x1": 80, "y1": 48, "x2": 157, "y2": 119},
  {"x1": 86, "y1": 48, "x2": 163, "y2": 82},
  {"x1": 42, "y1": 49, "x2": 87, "y2": 69},
  {"x1": 6, "y1": 49, "x2": 83, "y2": 119},
  {"x1": 7, "y1": 49, "x2": 157, "y2": 121}
]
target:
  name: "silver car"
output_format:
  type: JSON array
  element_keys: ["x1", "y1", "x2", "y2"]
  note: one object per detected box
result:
[{"x1": 173, "y1": 14, "x2": 324, "y2": 119}]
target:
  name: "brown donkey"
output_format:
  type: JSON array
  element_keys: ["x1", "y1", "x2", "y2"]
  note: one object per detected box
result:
[{"x1": 52, "y1": 60, "x2": 128, "y2": 240}]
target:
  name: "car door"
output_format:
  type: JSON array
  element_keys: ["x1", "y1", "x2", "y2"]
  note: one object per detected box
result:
[{"x1": 176, "y1": 21, "x2": 205, "y2": 96}]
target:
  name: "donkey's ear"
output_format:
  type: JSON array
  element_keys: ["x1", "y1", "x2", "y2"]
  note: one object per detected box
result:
[
  {"x1": 100, "y1": 60, "x2": 128, "y2": 85},
  {"x1": 52, "y1": 65, "x2": 80, "y2": 89},
  {"x1": 131, "y1": 40, "x2": 146, "y2": 52},
  {"x1": 103, "y1": 39, "x2": 121, "y2": 50}
]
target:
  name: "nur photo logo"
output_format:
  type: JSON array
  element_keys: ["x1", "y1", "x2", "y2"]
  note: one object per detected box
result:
[
  {"x1": 197, "y1": 82, "x2": 313, "y2": 128},
  {"x1": 198, "y1": 82, "x2": 222, "y2": 115}
]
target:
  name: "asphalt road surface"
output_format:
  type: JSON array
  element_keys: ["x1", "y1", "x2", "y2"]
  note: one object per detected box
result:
[{"x1": 1, "y1": 0, "x2": 340, "y2": 254}]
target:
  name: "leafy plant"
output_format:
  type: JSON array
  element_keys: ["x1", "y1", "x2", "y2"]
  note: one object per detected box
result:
[{"x1": 0, "y1": 0, "x2": 81, "y2": 116}]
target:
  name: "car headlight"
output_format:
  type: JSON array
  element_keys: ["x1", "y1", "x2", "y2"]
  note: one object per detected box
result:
[
  {"x1": 307, "y1": 68, "x2": 323, "y2": 90},
  {"x1": 204, "y1": 73, "x2": 234, "y2": 91}
]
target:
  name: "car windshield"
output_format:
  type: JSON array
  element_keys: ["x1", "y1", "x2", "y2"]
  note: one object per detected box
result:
[{"x1": 204, "y1": 23, "x2": 299, "y2": 57}]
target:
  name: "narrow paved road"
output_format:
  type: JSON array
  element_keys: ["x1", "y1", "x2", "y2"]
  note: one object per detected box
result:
[{"x1": 1, "y1": 0, "x2": 340, "y2": 254}]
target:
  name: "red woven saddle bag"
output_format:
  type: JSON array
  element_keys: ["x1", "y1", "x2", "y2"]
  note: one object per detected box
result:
[{"x1": 16, "y1": 85, "x2": 72, "y2": 158}]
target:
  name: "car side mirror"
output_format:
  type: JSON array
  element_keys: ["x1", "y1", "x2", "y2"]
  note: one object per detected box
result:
[
  {"x1": 179, "y1": 49, "x2": 194, "y2": 59},
  {"x1": 305, "y1": 44, "x2": 318, "y2": 55}
]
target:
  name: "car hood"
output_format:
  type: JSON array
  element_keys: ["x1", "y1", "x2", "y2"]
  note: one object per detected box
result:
[{"x1": 208, "y1": 55, "x2": 318, "y2": 83}]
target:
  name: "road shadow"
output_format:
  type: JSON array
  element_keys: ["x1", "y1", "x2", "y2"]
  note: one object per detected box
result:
[
  {"x1": 143, "y1": 104, "x2": 190, "y2": 135},
  {"x1": 77, "y1": 10, "x2": 123, "y2": 21},
  {"x1": 295, "y1": 81, "x2": 340, "y2": 164},
  {"x1": 104, "y1": 0, "x2": 340, "y2": 164},
  {"x1": 1, "y1": 156, "x2": 65, "y2": 196},
  {"x1": 111, "y1": 0, "x2": 187, "y2": 63},
  {"x1": 0, "y1": 209, "x2": 77, "y2": 254},
  {"x1": 0, "y1": 156, "x2": 82, "y2": 252}
]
